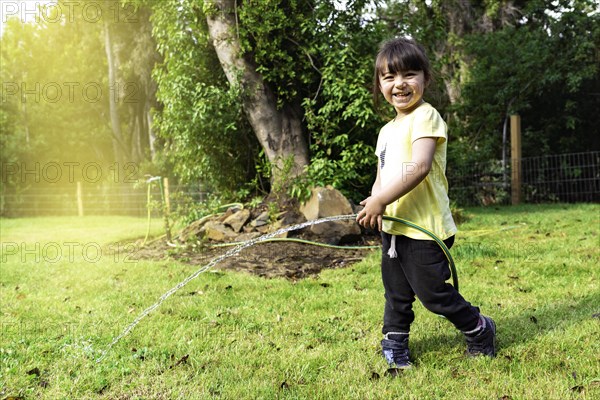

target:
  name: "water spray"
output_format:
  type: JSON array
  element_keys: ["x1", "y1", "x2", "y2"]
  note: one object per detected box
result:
[{"x1": 95, "y1": 214, "x2": 457, "y2": 363}]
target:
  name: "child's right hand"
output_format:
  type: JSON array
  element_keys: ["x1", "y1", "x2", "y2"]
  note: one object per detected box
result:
[{"x1": 356, "y1": 196, "x2": 384, "y2": 231}]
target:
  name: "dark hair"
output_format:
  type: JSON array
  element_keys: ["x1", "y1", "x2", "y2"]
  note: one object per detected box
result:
[{"x1": 372, "y1": 37, "x2": 432, "y2": 110}]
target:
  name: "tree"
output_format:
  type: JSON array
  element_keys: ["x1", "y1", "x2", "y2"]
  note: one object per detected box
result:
[
  {"x1": 0, "y1": 5, "x2": 113, "y2": 168},
  {"x1": 98, "y1": 0, "x2": 162, "y2": 166},
  {"x1": 142, "y1": 0, "x2": 258, "y2": 196},
  {"x1": 205, "y1": 0, "x2": 309, "y2": 188},
  {"x1": 0, "y1": 1, "x2": 161, "y2": 199},
  {"x1": 143, "y1": 0, "x2": 386, "y2": 200},
  {"x1": 454, "y1": 0, "x2": 600, "y2": 160},
  {"x1": 104, "y1": 16, "x2": 126, "y2": 166},
  {"x1": 378, "y1": 0, "x2": 599, "y2": 161}
]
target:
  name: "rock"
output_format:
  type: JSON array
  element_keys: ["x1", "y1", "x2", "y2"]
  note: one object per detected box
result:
[
  {"x1": 217, "y1": 205, "x2": 243, "y2": 223},
  {"x1": 301, "y1": 186, "x2": 354, "y2": 220},
  {"x1": 223, "y1": 209, "x2": 251, "y2": 233},
  {"x1": 270, "y1": 219, "x2": 289, "y2": 238},
  {"x1": 279, "y1": 210, "x2": 306, "y2": 226},
  {"x1": 266, "y1": 219, "x2": 289, "y2": 238},
  {"x1": 250, "y1": 211, "x2": 270, "y2": 228},
  {"x1": 203, "y1": 221, "x2": 237, "y2": 241},
  {"x1": 178, "y1": 215, "x2": 214, "y2": 242},
  {"x1": 273, "y1": 230, "x2": 289, "y2": 238},
  {"x1": 256, "y1": 225, "x2": 270, "y2": 234},
  {"x1": 218, "y1": 207, "x2": 233, "y2": 222},
  {"x1": 236, "y1": 232, "x2": 262, "y2": 242},
  {"x1": 242, "y1": 225, "x2": 255, "y2": 233},
  {"x1": 299, "y1": 186, "x2": 361, "y2": 243},
  {"x1": 353, "y1": 204, "x2": 364, "y2": 214}
]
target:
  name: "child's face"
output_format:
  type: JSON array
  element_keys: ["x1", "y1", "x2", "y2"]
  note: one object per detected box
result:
[{"x1": 378, "y1": 68, "x2": 427, "y2": 117}]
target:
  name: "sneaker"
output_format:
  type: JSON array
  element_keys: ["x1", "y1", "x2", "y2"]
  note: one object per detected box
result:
[
  {"x1": 465, "y1": 315, "x2": 497, "y2": 357},
  {"x1": 381, "y1": 333, "x2": 412, "y2": 369}
]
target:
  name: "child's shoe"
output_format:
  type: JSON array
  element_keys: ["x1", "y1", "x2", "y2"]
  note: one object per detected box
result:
[
  {"x1": 381, "y1": 332, "x2": 412, "y2": 369},
  {"x1": 464, "y1": 315, "x2": 496, "y2": 357}
]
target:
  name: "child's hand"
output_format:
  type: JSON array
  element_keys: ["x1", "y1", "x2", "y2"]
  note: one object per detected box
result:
[{"x1": 356, "y1": 196, "x2": 385, "y2": 231}]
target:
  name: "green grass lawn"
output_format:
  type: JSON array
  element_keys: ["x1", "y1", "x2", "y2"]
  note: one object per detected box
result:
[{"x1": 1, "y1": 204, "x2": 599, "y2": 399}]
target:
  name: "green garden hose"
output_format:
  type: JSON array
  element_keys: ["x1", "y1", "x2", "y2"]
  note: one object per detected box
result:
[
  {"x1": 209, "y1": 214, "x2": 459, "y2": 292},
  {"x1": 382, "y1": 215, "x2": 459, "y2": 292},
  {"x1": 96, "y1": 213, "x2": 459, "y2": 362}
]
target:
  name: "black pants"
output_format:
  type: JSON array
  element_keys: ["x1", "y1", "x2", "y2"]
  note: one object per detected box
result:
[{"x1": 381, "y1": 232, "x2": 480, "y2": 334}]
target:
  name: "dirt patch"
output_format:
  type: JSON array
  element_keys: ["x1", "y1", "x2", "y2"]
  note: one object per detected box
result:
[
  {"x1": 130, "y1": 234, "x2": 380, "y2": 280},
  {"x1": 123, "y1": 197, "x2": 381, "y2": 279}
]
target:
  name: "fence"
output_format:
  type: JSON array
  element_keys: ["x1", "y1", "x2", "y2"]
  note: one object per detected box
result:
[
  {"x1": 0, "y1": 181, "x2": 209, "y2": 218},
  {"x1": 0, "y1": 151, "x2": 598, "y2": 216},
  {"x1": 521, "y1": 152, "x2": 600, "y2": 203},
  {"x1": 448, "y1": 151, "x2": 600, "y2": 205}
]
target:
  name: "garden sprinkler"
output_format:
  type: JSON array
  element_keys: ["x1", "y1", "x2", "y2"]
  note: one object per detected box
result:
[{"x1": 145, "y1": 175, "x2": 161, "y2": 183}]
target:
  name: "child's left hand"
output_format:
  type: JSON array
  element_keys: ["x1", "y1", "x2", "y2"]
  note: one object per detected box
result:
[{"x1": 356, "y1": 196, "x2": 385, "y2": 231}]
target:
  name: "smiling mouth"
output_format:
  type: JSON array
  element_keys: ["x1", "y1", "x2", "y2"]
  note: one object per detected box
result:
[{"x1": 393, "y1": 92, "x2": 411, "y2": 98}]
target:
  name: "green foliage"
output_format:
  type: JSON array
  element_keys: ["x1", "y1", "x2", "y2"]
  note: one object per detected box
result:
[
  {"x1": 516, "y1": 0, "x2": 600, "y2": 155},
  {"x1": 235, "y1": 0, "x2": 386, "y2": 201},
  {"x1": 0, "y1": 3, "x2": 117, "y2": 208},
  {"x1": 172, "y1": 192, "x2": 235, "y2": 224},
  {"x1": 237, "y1": 0, "x2": 315, "y2": 107},
  {"x1": 147, "y1": 0, "x2": 258, "y2": 197},
  {"x1": 455, "y1": 2, "x2": 600, "y2": 160},
  {"x1": 0, "y1": 0, "x2": 162, "y2": 212},
  {"x1": 266, "y1": 200, "x2": 281, "y2": 223},
  {"x1": 379, "y1": 0, "x2": 600, "y2": 170},
  {"x1": 294, "y1": 1, "x2": 387, "y2": 201},
  {"x1": 2, "y1": 0, "x2": 598, "y2": 215},
  {"x1": 147, "y1": 0, "x2": 389, "y2": 204},
  {"x1": 0, "y1": 93, "x2": 27, "y2": 189}
]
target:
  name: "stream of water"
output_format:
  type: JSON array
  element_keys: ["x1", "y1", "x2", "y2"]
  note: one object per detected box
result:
[{"x1": 95, "y1": 214, "x2": 358, "y2": 363}]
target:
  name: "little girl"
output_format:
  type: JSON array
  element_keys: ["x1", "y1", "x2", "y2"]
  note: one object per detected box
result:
[{"x1": 356, "y1": 37, "x2": 496, "y2": 369}]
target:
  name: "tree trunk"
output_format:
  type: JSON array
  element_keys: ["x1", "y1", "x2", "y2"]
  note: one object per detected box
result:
[
  {"x1": 434, "y1": 0, "x2": 520, "y2": 105},
  {"x1": 103, "y1": 19, "x2": 125, "y2": 165},
  {"x1": 205, "y1": 0, "x2": 309, "y2": 189},
  {"x1": 128, "y1": 90, "x2": 146, "y2": 164},
  {"x1": 21, "y1": 100, "x2": 30, "y2": 144},
  {"x1": 146, "y1": 102, "x2": 156, "y2": 161},
  {"x1": 438, "y1": 56, "x2": 461, "y2": 105}
]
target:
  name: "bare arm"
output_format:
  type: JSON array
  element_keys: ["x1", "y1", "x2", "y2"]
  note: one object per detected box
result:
[
  {"x1": 356, "y1": 137, "x2": 437, "y2": 230},
  {"x1": 371, "y1": 162, "x2": 382, "y2": 197}
]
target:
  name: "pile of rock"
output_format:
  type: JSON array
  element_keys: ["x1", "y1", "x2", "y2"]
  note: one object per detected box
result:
[
  {"x1": 177, "y1": 186, "x2": 362, "y2": 245},
  {"x1": 299, "y1": 186, "x2": 361, "y2": 244}
]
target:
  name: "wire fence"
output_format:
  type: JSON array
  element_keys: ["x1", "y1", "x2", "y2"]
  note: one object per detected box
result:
[
  {"x1": 1, "y1": 151, "x2": 598, "y2": 217},
  {"x1": 0, "y1": 182, "x2": 209, "y2": 218},
  {"x1": 448, "y1": 151, "x2": 600, "y2": 205},
  {"x1": 521, "y1": 152, "x2": 600, "y2": 203}
]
